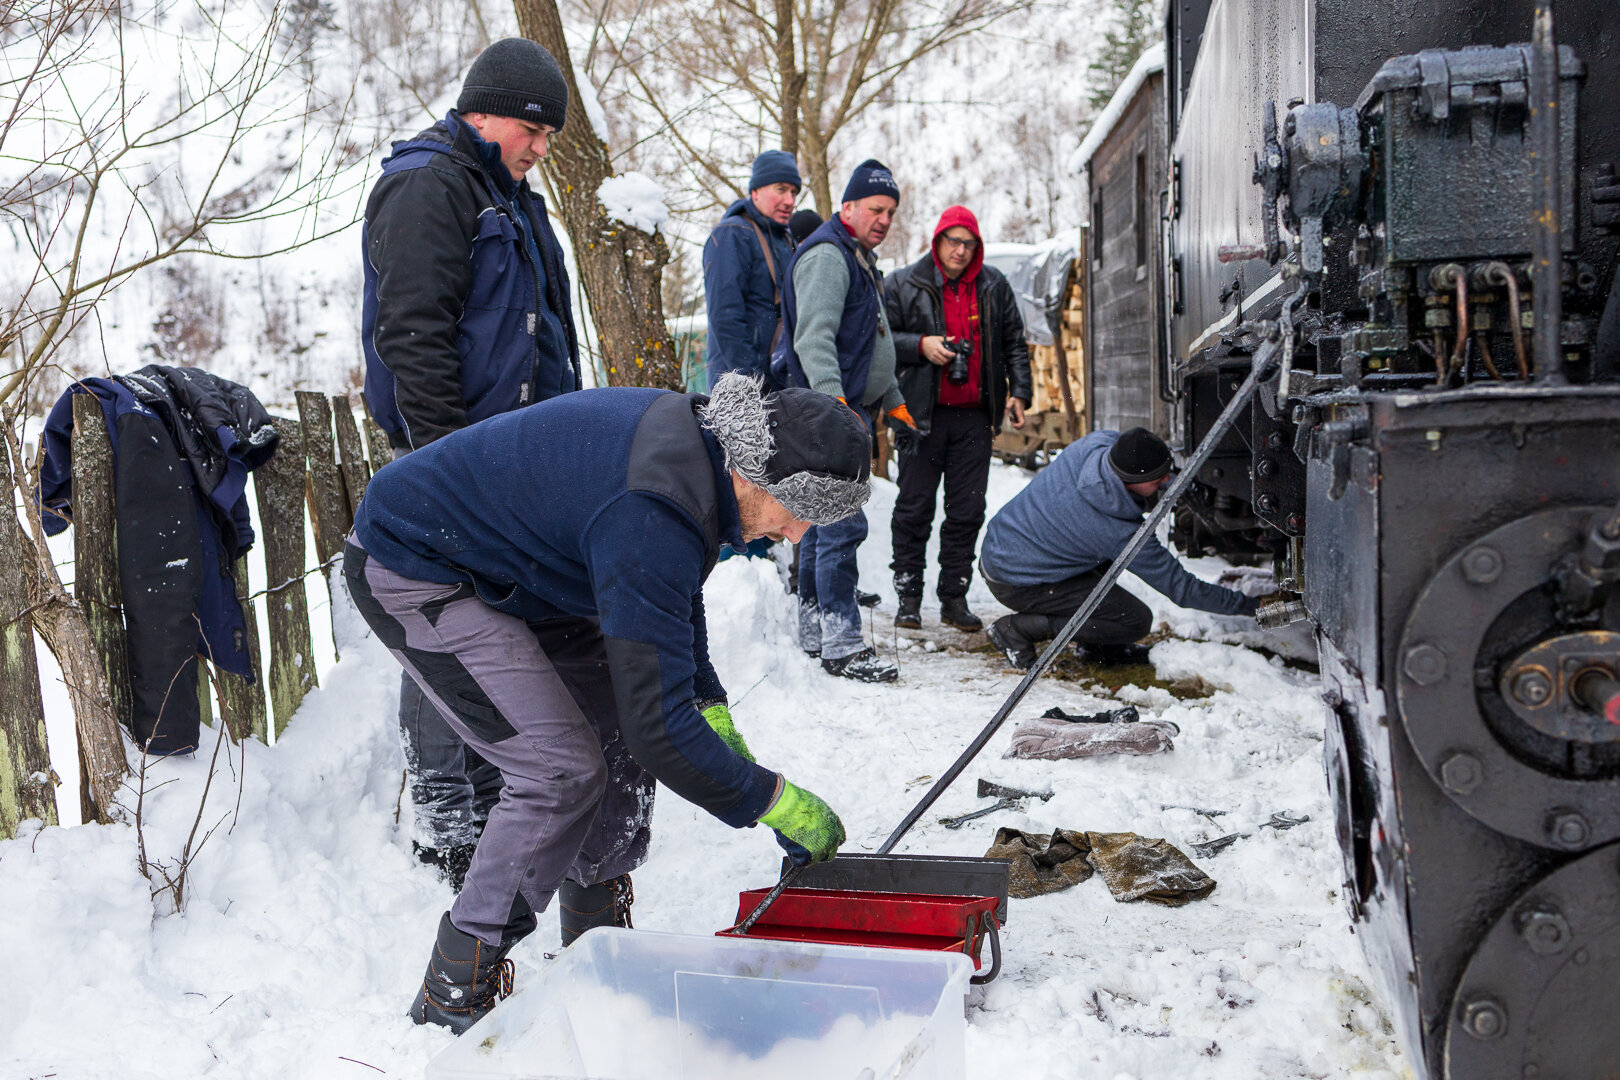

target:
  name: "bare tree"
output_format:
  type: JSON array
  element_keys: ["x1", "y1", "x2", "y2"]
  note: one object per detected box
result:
[
  {"x1": 0, "y1": 0, "x2": 372, "y2": 818},
  {"x1": 587, "y1": 0, "x2": 1032, "y2": 218},
  {"x1": 510, "y1": 0, "x2": 682, "y2": 390}
]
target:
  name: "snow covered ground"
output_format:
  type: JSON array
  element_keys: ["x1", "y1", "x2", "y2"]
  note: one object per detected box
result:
[{"x1": 2, "y1": 463, "x2": 1408, "y2": 1079}]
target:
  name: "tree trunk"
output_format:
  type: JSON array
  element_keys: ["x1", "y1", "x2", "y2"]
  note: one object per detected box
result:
[
  {"x1": 773, "y1": 0, "x2": 803, "y2": 159},
  {"x1": 511, "y1": 0, "x2": 681, "y2": 390}
]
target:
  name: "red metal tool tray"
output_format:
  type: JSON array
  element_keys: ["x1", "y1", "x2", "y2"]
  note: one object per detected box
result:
[{"x1": 721, "y1": 887, "x2": 1003, "y2": 984}]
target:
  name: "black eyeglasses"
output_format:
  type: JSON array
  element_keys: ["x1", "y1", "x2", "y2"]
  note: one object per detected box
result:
[{"x1": 940, "y1": 236, "x2": 978, "y2": 251}]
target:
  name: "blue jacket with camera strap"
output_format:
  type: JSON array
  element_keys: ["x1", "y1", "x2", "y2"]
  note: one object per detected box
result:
[{"x1": 361, "y1": 111, "x2": 579, "y2": 450}]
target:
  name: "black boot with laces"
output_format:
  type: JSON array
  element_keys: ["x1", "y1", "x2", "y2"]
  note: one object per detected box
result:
[
  {"x1": 821, "y1": 647, "x2": 899, "y2": 683},
  {"x1": 558, "y1": 873, "x2": 635, "y2": 947},
  {"x1": 408, "y1": 911, "x2": 515, "y2": 1035}
]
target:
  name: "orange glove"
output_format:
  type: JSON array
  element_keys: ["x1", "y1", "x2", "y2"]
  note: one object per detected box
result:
[
  {"x1": 886, "y1": 403, "x2": 918, "y2": 430},
  {"x1": 883, "y1": 404, "x2": 920, "y2": 455}
]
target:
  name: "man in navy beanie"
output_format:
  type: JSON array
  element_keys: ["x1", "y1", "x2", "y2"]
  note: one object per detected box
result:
[
  {"x1": 360, "y1": 37, "x2": 580, "y2": 893},
  {"x1": 978, "y1": 427, "x2": 1259, "y2": 669},
  {"x1": 703, "y1": 151, "x2": 803, "y2": 389},
  {"x1": 769, "y1": 159, "x2": 919, "y2": 682}
]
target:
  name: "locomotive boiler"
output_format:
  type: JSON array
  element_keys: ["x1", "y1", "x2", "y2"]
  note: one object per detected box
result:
[{"x1": 1082, "y1": 0, "x2": 1620, "y2": 1075}]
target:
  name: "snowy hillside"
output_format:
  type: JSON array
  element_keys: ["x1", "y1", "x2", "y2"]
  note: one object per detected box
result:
[
  {"x1": 4, "y1": 0, "x2": 1103, "y2": 413},
  {"x1": 4, "y1": 465, "x2": 1407, "y2": 1078}
]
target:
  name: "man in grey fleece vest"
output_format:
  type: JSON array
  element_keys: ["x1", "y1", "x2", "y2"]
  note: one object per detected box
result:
[{"x1": 785, "y1": 159, "x2": 918, "y2": 682}]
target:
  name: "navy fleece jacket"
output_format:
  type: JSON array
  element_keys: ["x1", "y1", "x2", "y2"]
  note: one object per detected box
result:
[
  {"x1": 351, "y1": 387, "x2": 779, "y2": 827},
  {"x1": 980, "y1": 430, "x2": 1257, "y2": 616}
]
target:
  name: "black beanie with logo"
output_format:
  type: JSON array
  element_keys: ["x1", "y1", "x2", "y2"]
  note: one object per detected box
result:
[{"x1": 456, "y1": 38, "x2": 569, "y2": 132}]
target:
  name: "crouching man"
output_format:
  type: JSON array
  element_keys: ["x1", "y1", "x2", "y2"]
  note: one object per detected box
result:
[
  {"x1": 343, "y1": 373, "x2": 864, "y2": 1033},
  {"x1": 978, "y1": 427, "x2": 1258, "y2": 669}
]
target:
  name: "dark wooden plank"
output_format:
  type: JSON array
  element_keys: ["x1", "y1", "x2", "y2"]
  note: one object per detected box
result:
[
  {"x1": 213, "y1": 556, "x2": 267, "y2": 743},
  {"x1": 363, "y1": 417, "x2": 394, "y2": 471},
  {"x1": 296, "y1": 391, "x2": 347, "y2": 570},
  {"x1": 0, "y1": 439, "x2": 59, "y2": 836},
  {"x1": 331, "y1": 394, "x2": 370, "y2": 524},
  {"x1": 255, "y1": 417, "x2": 317, "y2": 738},
  {"x1": 70, "y1": 395, "x2": 133, "y2": 731}
]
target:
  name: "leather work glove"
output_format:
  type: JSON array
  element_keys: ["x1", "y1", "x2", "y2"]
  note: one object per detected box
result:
[
  {"x1": 758, "y1": 780, "x2": 845, "y2": 864},
  {"x1": 884, "y1": 403, "x2": 920, "y2": 456},
  {"x1": 701, "y1": 703, "x2": 754, "y2": 762}
]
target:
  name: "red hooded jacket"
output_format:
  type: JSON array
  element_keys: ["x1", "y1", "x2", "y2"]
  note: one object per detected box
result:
[{"x1": 931, "y1": 205, "x2": 984, "y2": 407}]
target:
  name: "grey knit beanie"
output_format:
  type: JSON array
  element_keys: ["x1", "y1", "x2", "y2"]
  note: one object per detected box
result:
[
  {"x1": 456, "y1": 38, "x2": 568, "y2": 131},
  {"x1": 699, "y1": 373, "x2": 871, "y2": 526}
]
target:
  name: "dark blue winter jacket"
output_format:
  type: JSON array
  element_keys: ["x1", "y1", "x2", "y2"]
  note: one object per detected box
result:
[
  {"x1": 702, "y1": 198, "x2": 793, "y2": 388},
  {"x1": 770, "y1": 217, "x2": 883, "y2": 403},
  {"x1": 362, "y1": 111, "x2": 579, "y2": 450},
  {"x1": 980, "y1": 430, "x2": 1258, "y2": 616},
  {"x1": 37, "y1": 367, "x2": 278, "y2": 754},
  {"x1": 351, "y1": 387, "x2": 781, "y2": 828}
]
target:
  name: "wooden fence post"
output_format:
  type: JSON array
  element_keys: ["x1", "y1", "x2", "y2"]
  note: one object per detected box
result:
[
  {"x1": 296, "y1": 391, "x2": 348, "y2": 569},
  {"x1": 255, "y1": 417, "x2": 318, "y2": 737},
  {"x1": 331, "y1": 395, "x2": 370, "y2": 523},
  {"x1": 70, "y1": 396, "x2": 133, "y2": 731},
  {"x1": 0, "y1": 444, "x2": 59, "y2": 837},
  {"x1": 61, "y1": 399, "x2": 131, "y2": 823},
  {"x1": 213, "y1": 557, "x2": 267, "y2": 743},
  {"x1": 362, "y1": 417, "x2": 393, "y2": 472}
]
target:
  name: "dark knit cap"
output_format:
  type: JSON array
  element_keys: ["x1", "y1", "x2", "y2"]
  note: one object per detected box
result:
[
  {"x1": 1108, "y1": 427, "x2": 1173, "y2": 484},
  {"x1": 699, "y1": 374, "x2": 871, "y2": 525},
  {"x1": 749, "y1": 150, "x2": 801, "y2": 192},
  {"x1": 456, "y1": 38, "x2": 569, "y2": 132},
  {"x1": 841, "y1": 158, "x2": 901, "y2": 205},
  {"x1": 788, "y1": 209, "x2": 823, "y2": 245}
]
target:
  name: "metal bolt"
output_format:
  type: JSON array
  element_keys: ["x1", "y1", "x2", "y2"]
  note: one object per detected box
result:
[
  {"x1": 1256, "y1": 457, "x2": 1276, "y2": 478},
  {"x1": 1286, "y1": 513, "x2": 1306, "y2": 533},
  {"x1": 1549, "y1": 811, "x2": 1591, "y2": 850},
  {"x1": 1404, "y1": 644, "x2": 1448, "y2": 686},
  {"x1": 1440, "y1": 752, "x2": 1484, "y2": 796},
  {"x1": 1257, "y1": 494, "x2": 1279, "y2": 514},
  {"x1": 1462, "y1": 546, "x2": 1504, "y2": 584},
  {"x1": 1462, "y1": 998, "x2": 1507, "y2": 1040},
  {"x1": 1512, "y1": 669, "x2": 1553, "y2": 707},
  {"x1": 1520, "y1": 909, "x2": 1571, "y2": 954},
  {"x1": 1267, "y1": 432, "x2": 1284, "y2": 450}
]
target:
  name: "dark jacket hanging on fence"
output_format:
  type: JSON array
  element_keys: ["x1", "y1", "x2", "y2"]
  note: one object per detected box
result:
[
  {"x1": 361, "y1": 111, "x2": 579, "y2": 451},
  {"x1": 37, "y1": 365, "x2": 279, "y2": 756}
]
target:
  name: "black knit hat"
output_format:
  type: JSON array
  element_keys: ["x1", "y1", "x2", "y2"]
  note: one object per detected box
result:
[
  {"x1": 456, "y1": 38, "x2": 568, "y2": 131},
  {"x1": 1108, "y1": 427, "x2": 1173, "y2": 484},
  {"x1": 789, "y1": 209, "x2": 823, "y2": 245},
  {"x1": 699, "y1": 374, "x2": 871, "y2": 525}
]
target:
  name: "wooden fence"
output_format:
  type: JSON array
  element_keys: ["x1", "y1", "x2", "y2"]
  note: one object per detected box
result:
[{"x1": 1, "y1": 391, "x2": 393, "y2": 838}]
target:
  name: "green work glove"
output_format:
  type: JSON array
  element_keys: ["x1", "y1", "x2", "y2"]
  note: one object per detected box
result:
[
  {"x1": 759, "y1": 780, "x2": 846, "y2": 864},
  {"x1": 701, "y1": 703, "x2": 754, "y2": 762}
]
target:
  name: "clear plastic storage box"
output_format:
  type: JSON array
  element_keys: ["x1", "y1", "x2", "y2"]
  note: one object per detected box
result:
[{"x1": 425, "y1": 927, "x2": 974, "y2": 1080}]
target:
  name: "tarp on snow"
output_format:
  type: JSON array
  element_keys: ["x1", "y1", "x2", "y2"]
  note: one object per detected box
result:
[{"x1": 984, "y1": 239, "x2": 1078, "y2": 348}]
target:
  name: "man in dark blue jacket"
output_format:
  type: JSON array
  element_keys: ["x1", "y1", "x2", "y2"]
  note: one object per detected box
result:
[
  {"x1": 979, "y1": 428, "x2": 1259, "y2": 669},
  {"x1": 344, "y1": 374, "x2": 865, "y2": 1033},
  {"x1": 360, "y1": 39, "x2": 581, "y2": 888},
  {"x1": 702, "y1": 150, "x2": 800, "y2": 388}
]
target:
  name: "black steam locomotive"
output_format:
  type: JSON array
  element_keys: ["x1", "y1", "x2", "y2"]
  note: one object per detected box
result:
[{"x1": 1085, "y1": 1, "x2": 1620, "y2": 1076}]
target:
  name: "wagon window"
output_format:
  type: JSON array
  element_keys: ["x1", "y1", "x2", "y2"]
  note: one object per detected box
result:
[
  {"x1": 1134, "y1": 151, "x2": 1149, "y2": 272},
  {"x1": 1092, "y1": 190, "x2": 1104, "y2": 268}
]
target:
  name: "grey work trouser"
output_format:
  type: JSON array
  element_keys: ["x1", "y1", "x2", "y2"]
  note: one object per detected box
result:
[{"x1": 344, "y1": 541, "x2": 653, "y2": 946}]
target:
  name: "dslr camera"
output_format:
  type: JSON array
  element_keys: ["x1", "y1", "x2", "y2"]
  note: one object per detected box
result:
[{"x1": 944, "y1": 337, "x2": 973, "y2": 385}]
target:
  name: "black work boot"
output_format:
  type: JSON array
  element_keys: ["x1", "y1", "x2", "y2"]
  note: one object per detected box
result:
[
  {"x1": 413, "y1": 842, "x2": 478, "y2": 893},
  {"x1": 894, "y1": 594, "x2": 922, "y2": 629},
  {"x1": 408, "y1": 912, "x2": 514, "y2": 1034},
  {"x1": 822, "y1": 647, "x2": 899, "y2": 683},
  {"x1": 986, "y1": 614, "x2": 1055, "y2": 670},
  {"x1": 939, "y1": 596, "x2": 983, "y2": 632},
  {"x1": 558, "y1": 873, "x2": 634, "y2": 947},
  {"x1": 1074, "y1": 641, "x2": 1154, "y2": 667},
  {"x1": 857, "y1": 589, "x2": 881, "y2": 608}
]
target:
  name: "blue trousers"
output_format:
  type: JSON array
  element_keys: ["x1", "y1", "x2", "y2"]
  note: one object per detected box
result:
[{"x1": 797, "y1": 508, "x2": 868, "y2": 660}]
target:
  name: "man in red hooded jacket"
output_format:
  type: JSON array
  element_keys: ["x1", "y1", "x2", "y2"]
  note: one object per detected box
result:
[{"x1": 882, "y1": 206, "x2": 1033, "y2": 632}]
